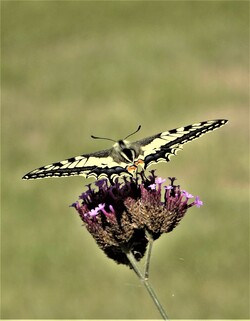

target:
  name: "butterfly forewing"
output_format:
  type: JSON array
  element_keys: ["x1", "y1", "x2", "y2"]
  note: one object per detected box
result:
[
  {"x1": 137, "y1": 119, "x2": 227, "y2": 168},
  {"x1": 22, "y1": 149, "x2": 129, "y2": 180}
]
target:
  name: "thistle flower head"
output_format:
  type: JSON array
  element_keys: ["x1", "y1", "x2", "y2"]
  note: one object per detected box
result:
[{"x1": 72, "y1": 171, "x2": 202, "y2": 267}]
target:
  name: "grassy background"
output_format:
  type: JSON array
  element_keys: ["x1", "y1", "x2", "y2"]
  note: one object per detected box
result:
[{"x1": 2, "y1": 1, "x2": 249, "y2": 319}]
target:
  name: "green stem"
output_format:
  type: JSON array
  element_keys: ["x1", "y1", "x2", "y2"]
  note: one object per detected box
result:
[
  {"x1": 144, "y1": 231, "x2": 154, "y2": 279},
  {"x1": 126, "y1": 251, "x2": 169, "y2": 320}
]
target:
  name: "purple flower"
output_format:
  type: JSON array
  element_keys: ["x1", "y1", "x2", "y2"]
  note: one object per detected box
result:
[
  {"x1": 155, "y1": 177, "x2": 166, "y2": 185},
  {"x1": 95, "y1": 179, "x2": 107, "y2": 189},
  {"x1": 194, "y1": 196, "x2": 203, "y2": 208},
  {"x1": 164, "y1": 185, "x2": 173, "y2": 191},
  {"x1": 72, "y1": 171, "x2": 202, "y2": 267},
  {"x1": 86, "y1": 207, "x2": 100, "y2": 218},
  {"x1": 149, "y1": 183, "x2": 156, "y2": 190},
  {"x1": 182, "y1": 190, "x2": 194, "y2": 199}
]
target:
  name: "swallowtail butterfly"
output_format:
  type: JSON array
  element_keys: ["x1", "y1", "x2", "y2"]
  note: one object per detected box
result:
[{"x1": 22, "y1": 119, "x2": 227, "y2": 182}]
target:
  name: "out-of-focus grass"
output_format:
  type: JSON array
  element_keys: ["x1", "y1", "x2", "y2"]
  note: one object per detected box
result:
[{"x1": 2, "y1": 1, "x2": 249, "y2": 319}]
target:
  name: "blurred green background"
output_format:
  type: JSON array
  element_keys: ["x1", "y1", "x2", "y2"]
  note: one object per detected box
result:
[{"x1": 2, "y1": 1, "x2": 249, "y2": 319}]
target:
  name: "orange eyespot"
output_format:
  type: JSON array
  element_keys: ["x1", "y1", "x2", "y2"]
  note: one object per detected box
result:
[
  {"x1": 127, "y1": 159, "x2": 145, "y2": 173},
  {"x1": 127, "y1": 165, "x2": 137, "y2": 173},
  {"x1": 135, "y1": 159, "x2": 144, "y2": 166}
]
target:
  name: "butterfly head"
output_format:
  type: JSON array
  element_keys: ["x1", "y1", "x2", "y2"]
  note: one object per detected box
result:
[
  {"x1": 110, "y1": 140, "x2": 144, "y2": 175},
  {"x1": 113, "y1": 140, "x2": 135, "y2": 163}
]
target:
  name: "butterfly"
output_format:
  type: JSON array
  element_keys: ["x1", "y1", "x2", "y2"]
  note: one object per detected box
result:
[{"x1": 22, "y1": 119, "x2": 228, "y2": 182}]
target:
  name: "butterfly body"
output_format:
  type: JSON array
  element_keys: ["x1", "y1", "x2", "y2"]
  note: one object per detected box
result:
[{"x1": 22, "y1": 119, "x2": 228, "y2": 182}]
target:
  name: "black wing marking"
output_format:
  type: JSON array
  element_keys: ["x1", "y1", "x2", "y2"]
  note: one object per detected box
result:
[
  {"x1": 135, "y1": 119, "x2": 228, "y2": 169},
  {"x1": 22, "y1": 148, "x2": 130, "y2": 181}
]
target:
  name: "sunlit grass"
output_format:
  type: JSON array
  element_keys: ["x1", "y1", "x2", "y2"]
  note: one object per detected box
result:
[{"x1": 2, "y1": 1, "x2": 249, "y2": 319}]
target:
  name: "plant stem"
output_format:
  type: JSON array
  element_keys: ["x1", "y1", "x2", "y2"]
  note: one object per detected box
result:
[
  {"x1": 144, "y1": 231, "x2": 154, "y2": 279},
  {"x1": 126, "y1": 251, "x2": 169, "y2": 320}
]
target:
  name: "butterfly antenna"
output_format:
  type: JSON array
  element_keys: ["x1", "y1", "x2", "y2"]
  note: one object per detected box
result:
[
  {"x1": 91, "y1": 135, "x2": 116, "y2": 143},
  {"x1": 124, "y1": 125, "x2": 141, "y2": 140}
]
